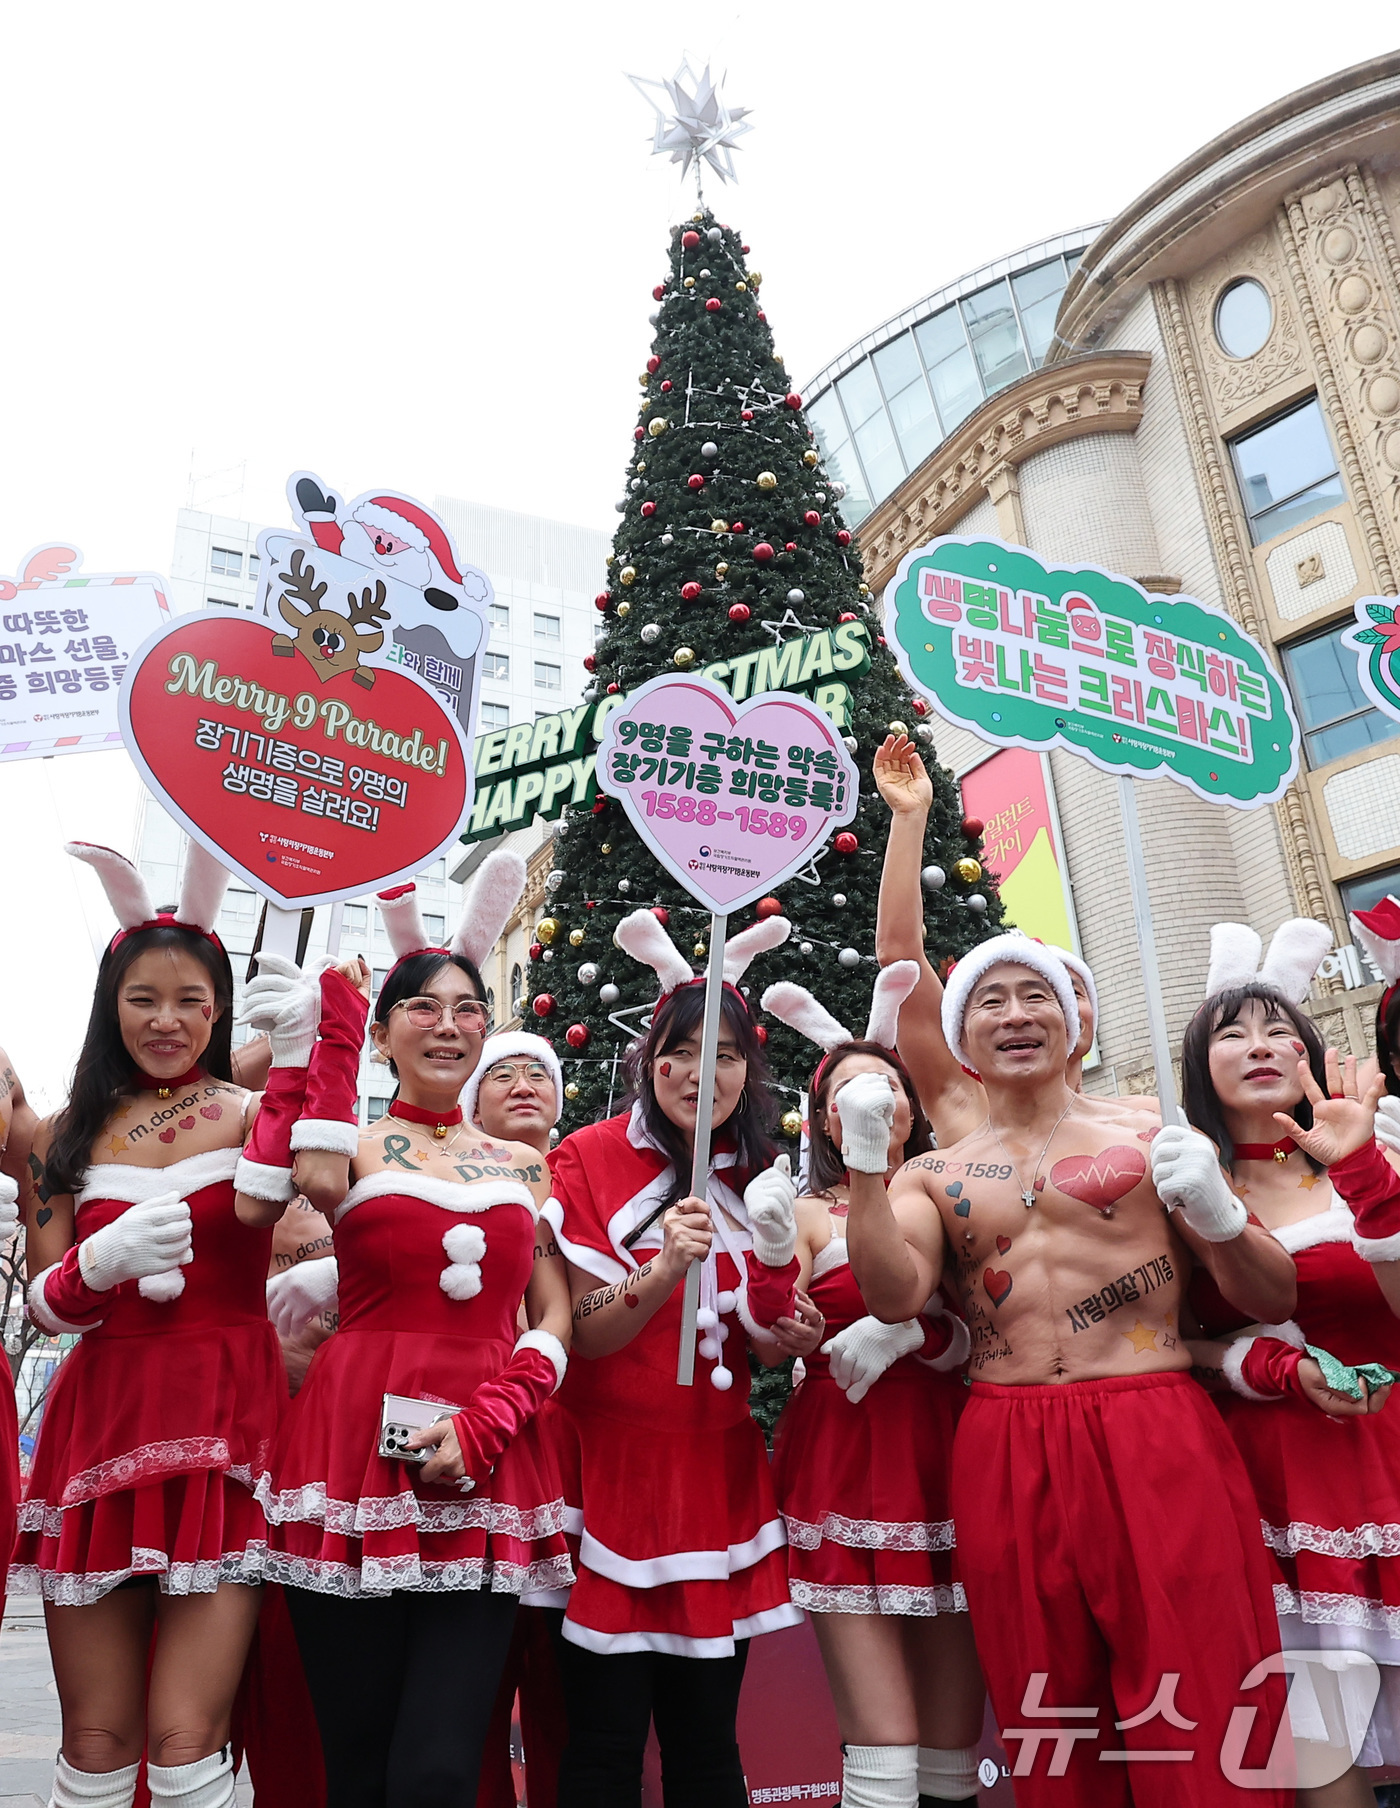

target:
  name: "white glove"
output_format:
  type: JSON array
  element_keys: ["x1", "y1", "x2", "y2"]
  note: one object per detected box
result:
[
  {"x1": 239, "y1": 953, "x2": 319, "y2": 1068},
  {"x1": 822, "y1": 1314, "x2": 925, "y2": 1403},
  {"x1": 78, "y1": 1194, "x2": 193, "y2": 1291},
  {"x1": 833, "y1": 1072, "x2": 896, "y2": 1175},
  {"x1": 1376, "y1": 1096, "x2": 1400, "y2": 1156},
  {"x1": 1150, "y1": 1125, "x2": 1247, "y2": 1242},
  {"x1": 744, "y1": 1155, "x2": 797, "y2": 1267},
  {"x1": 266, "y1": 1257, "x2": 339, "y2": 1339},
  {"x1": 0, "y1": 1175, "x2": 18, "y2": 1234}
]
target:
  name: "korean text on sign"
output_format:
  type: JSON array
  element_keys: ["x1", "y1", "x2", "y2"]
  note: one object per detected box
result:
[
  {"x1": 195, "y1": 718, "x2": 409, "y2": 834},
  {"x1": 606, "y1": 718, "x2": 850, "y2": 829}
]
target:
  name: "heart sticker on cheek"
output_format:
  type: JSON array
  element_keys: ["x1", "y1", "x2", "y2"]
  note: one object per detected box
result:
[
  {"x1": 659, "y1": 1063, "x2": 672, "y2": 1078},
  {"x1": 996, "y1": 1234, "x2": 1011, "y2": 1254},
  {"x1": 36, "y1": 1207, "x2": 52, "y2": 1228},
  {"x1": 201, "y1": 1005, "x2": 212, "y2": 1020}
]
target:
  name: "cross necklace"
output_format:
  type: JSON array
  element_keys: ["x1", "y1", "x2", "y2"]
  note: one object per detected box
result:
[{"x1": 986, "y1": 1099, "x2": 1075, "y2": 1210}]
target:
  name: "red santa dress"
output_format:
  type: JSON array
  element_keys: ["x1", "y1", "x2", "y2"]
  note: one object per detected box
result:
[
  {"x1": 263, "y1": 1171, "x2": 572, "y2": 1599},
  {"x1": 11, "y1": 1147, "x2": 281, "y2": 1602},
  {"x1": 544, "y1": 1106, "x2": 802, "y2": 1657},
  {"x1": 772, "y1": 1235, "x2": 967, "y2": 1616}
]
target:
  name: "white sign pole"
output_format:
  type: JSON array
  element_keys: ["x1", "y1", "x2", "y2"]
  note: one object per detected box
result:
[
  {"x1": 260, "y1": 903, "x2": 305, "y2": 964},
  {"x1": 677, "y1": 909, "x2": 728, "y2": 1386},
  {"x1": 1115, "y1": 775, "x2": 1181, "y2": 1126}
]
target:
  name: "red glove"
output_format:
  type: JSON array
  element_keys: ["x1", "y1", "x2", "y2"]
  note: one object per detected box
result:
[
  {"x1": 916, "y1": 1306, "x2": 972, "y2": 1372},
  {"x1": 29, "y1": 1250, "x2": 108, "y2": 1335},
  {"x1": 741, "y1": 1250, "x2": 800, "y2": 1330},
  {"x1": 292, "y1": 968, "x2": 367, "y2": 1158},
  {"x1": 1332, "y1": 1140, "x2": 1400, "y2": 1259},
  {"x1": 236, "y1": 1065, "x2": 308, "y2": 1203},
  {"x1": 451, "y1": 1330, "x2": 566, "y2": 1491},
  {"x1": 1225, "y1": 1331, "x2": 1308, "y2": 1401}
]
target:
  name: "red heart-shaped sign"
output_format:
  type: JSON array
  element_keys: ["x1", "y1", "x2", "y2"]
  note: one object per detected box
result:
[
  {"x1": 1049, "y1": 1146, "x2": 1147, "y2": 1212},
  {"x1": 120, "y1": 613, "x2": 470, "y2": 907},
  {"x1": 983, "y1": 1267, "x2": 1013, "y2": 1309}
]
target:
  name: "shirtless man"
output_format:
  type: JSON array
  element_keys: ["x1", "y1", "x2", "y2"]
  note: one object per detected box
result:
[
  {"x1": 838, "y1": 936, "x2": 1295, "y2": 1807},
  {"x1": 872, "y1": 735, "x2": 1155, "y2": 1143}
]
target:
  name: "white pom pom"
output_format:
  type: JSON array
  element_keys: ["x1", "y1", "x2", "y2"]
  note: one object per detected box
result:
[
  {"x1": 698, "y1": 1335, "x2": 721, "y2": 1359},
  {"x1": 440, "y1": 1263, "x2": 483, "y2": 1301},
  {"x1": 716, "y1": 1289, "x2": 737, "y2": 1314},
  {"x1": 138, "y1": 1270, "x2": 185, "y2": 1303},
  {"x1": 710, "y1": 1364, "x2": 734, "y2": 1390},
  {"x1": 695, "y1": 1307, "x2": 718, "y2": 1330},
  {"x1": 443, "y1": 1224, "x2": 486, "y2": 1265},
  {"x1": 716, "y1": 1322, "x2": 729, "y2": 1342}
]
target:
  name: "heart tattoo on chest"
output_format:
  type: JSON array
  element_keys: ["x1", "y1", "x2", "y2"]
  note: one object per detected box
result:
[{"x1": 1049, "y1": 1146, "x2": 1147, "y2": 1217}]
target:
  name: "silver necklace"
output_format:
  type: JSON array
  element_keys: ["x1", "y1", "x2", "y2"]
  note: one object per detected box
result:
[{"x1": 986, "y1": 1099, "x2": 1075, "y2": 1211}]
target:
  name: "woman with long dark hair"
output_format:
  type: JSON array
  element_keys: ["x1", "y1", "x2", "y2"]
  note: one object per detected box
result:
[
  {"x1": 1180, "y1": 919, "x2": 1400, "y2": 1803},
  {"x1": 544, "y1": 909, "x2": 816, "y2": 1807},
  {"x1": 13, "y1": 842, "x2": 298, "y2": 1808},
  {"x1": 251, "y1": 856, "x2": 575, "y2": 1808},
  {"x1": 759, "y1": 971, "x2": 983, "y2": 1808}
]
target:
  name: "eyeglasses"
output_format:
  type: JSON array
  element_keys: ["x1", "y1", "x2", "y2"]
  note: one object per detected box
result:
[
  {"x1": 483, "y1": 1061, "x2": 552, "y2": 1086},
  {"x1": 390, "y1": 997, "x2": 490, "y2": 1033}
]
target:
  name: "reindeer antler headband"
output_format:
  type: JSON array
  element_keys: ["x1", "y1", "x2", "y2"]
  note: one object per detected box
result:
[
  {"x1": 1205, "y1": 918, "x2": 1332, "y2": 1006},
  {"x1": 67, "y1": 841, "x2": 231, "y2": 953},
  {"x1": 761, "y1": 962, "x2": 921, "y2": 1089},
  {"x1": 614, "y1": 908, "x2": 791, "y2": 1005},
  {"x1": 377, "y1": 848, "x2": 527, "y2": 979}
]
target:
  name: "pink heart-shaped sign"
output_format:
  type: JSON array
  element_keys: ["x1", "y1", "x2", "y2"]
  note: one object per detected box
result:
[
  {"x1": 595, "y1": 673, "x2": 860, "y2": 913},
  {"x1": 120, "y1": 613, "x2": 471, "y2": 908}
]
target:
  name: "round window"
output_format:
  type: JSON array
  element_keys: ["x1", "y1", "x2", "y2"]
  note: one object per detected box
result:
[{"x1": 1215, "y1": 279, "x2": 1273, "y2": 359}]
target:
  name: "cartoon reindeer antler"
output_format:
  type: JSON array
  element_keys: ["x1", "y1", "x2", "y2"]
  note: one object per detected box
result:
[{"x1": 279, "y1": 547, "x2": 327, "y2": 613}]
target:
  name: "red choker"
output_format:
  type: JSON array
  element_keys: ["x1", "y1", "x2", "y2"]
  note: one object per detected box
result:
[
  {"x1": 389, "y1": 1099, "x2": 464, "y2": 1141},
  {"x1": 1233, "y1": 1137, "x2": 1297, "y2": 1164},
  {"x1": 132, "y1": 1064, "x2": 203, "y2": 1101}
]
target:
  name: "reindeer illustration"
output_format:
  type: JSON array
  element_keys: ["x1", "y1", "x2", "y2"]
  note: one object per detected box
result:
[{"x1": 270, "y1": 549, "x2": 390, "y2": 688}]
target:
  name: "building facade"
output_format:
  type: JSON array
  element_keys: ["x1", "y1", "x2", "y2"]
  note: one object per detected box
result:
[{"x1": 807, "y1": 53, "x2": 1400, "y2": 1093}]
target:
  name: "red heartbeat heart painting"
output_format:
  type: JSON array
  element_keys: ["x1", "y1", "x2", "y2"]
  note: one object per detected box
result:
[{"x1": 1050, "y1": 1147, "x2": 1146, "y2": 1213}]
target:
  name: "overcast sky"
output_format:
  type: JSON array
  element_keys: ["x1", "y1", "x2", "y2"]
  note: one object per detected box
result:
[{"x1": 1, "y1": 0, "x2": 1393, "y2": 1107}]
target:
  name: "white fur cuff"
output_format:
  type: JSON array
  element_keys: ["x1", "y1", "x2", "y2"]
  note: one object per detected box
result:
[
  {"x1": 515, "y1": 1328, "x2": 568, "y2": 1392},
  {"x1": 234, "y1": 1156, "x2": 295, "y2": 1203},
  {"x1": 920, "y1": 1310, "x2": 972, "y2": 1372},
  {"x1": 1353, "y1": 1227, "x2": 1400, "y2": 1264},
  {"x1": 290, "y1": 1119, "x2": 360, "y2": 1156},
  {"x1": 27, "y1": 1263, "x2": 99, "y2": 1337}
]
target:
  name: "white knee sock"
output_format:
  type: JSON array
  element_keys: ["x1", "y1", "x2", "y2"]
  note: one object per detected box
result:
[
  {"x1": 145, "y1": 1746, "x2": 235, "y2": 1808},
  {"x1": 917, "y1": 1744, "x2": 980, "y2": 1801},
  {"x1": 842, "y1": 1743, "x2": 918, "y2": 1808},
  {"x1": 49, "y1": 1756, "x2": 140, "y2": 1808}
]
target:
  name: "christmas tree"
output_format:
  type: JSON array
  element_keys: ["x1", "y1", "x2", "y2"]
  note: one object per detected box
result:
[{"x1": 528, "y1": 206, "x2": 1004, "y2": 1130}]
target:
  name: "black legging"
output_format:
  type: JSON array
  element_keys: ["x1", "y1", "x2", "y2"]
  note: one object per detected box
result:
[
  {"x1": 553, "y1": 1632, "x2": 750, "y2": 1807},
  {"x1": 286, "y1": 1584, "x2": 518, "y2": 1808}
]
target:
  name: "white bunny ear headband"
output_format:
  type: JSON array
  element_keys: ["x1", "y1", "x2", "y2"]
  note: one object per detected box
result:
[
  {"x1": 67, "y1": 840, "x2": 231, "y2": 952},
  {"x1": 614, "y1": 908, "x2": 792, "y2": 1003},
  {"x1": 1205, "y1": 918, "x2": 1333, "y2": 1007},
  {"x1": 377, "y1": 848, "x2": 527, "y2": 977},
  {"x1": 760, "y1": 962, "x2": 921, "y2": 1073}
]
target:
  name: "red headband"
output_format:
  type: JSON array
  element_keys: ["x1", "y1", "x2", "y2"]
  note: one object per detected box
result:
[{"x1": 110, "y1": 913, "x2": 225, "y2": 955}]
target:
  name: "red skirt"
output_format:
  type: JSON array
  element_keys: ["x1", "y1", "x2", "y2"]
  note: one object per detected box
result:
[
  {"x1": 263, "y1": 1328, "x2": 573, "y2": 1599},
  {"x1": 11, "y1": 1319, "x2": 281, "y2": 1603},
  {"x1": 772, "y1": 1362, "x2": 965, "y2": 1616}
]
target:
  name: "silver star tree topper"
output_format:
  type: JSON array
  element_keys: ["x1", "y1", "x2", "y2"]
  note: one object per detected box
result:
[{"x1": 628, "y1": 60, "x2": 753, "y2": 192}]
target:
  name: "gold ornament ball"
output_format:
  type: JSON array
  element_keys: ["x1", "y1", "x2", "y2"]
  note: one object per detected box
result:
[
  {"x1": 605, "y1": 554, "x2": 615, "y2": 567},
  {"x1": 749, "y1": 270, "x2": 763, "y2": 287},
  {"x1": 781, "y1": 1109, "x2": 804, "y2": 1138},
  {"x1": 803, "y1": 450, "x2": 819, "y2": 467},
  {"x1": 735, "y1": 281, "x2": 747, "y2": 292},
  {"x1": 617, "y1": 600, "x2": 631, "y2": 617},
  {"x1": 638, "y1": 374, "x2": 649, "y2": 388},
  {"x1": 774, "y1": 352, "x2": 785, "y2": 364},
  {"x1": 955, "y1": 858, "x2": 983, "y2": 884},
  {"x1": 715, "y1": 561, "x2": 729, "y2": 579},
  {"x1": 619, "y1": 565, "x2": 637, "y2": 586},
  {"x1": 692, "y1": 210, "x2": 704, "y2": 222},
  {"x1": 636, "y1": 461, "x2": 646, "y2": 473},
  {"x1": 683, "y1": 276, "x2": 696, "y2": 290},
  {"x1": 694, "y1": 942, "x2": 707, "y2": 959},
  {"x1": 600, "y1": 843, "x2": 613, "y2": 856},
  {"x1": 537, "y1": 918, "x2": 559, "y2": 945},
  {"x1": 648, "y1": 418, "x2": 668, "y2": 438},
  {"x1": 568, "y1": 928, "x2": 585, "y2": 947},
  {"x1": 673, "y1": 646, "x2": 696, "y2": 668},
  {"x1": 756, "y1": 471, "x2": 777, "y2": 492},
  {"x1": 887, "y1": 720, "x2": 908, "y2": 737},
  {"x1": 859, "y1": 583, "x2": 871, "y2": 597},
  {"x1": 565, "y1": 1082, "x2": 580, "y2": 1102},
  {"x1": 709, "y1": 518, "x2": 729, "y2": 534}
]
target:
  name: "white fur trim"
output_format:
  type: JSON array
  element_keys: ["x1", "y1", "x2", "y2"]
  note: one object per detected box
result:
[
  {"x1": 27, "y1": 1262, "x2": 100, "y2": 1336},
  {"x1": 577, "y1": 1516, "x2": 787, "y2": 1588},
  {"x1": 65, "y1": 841, "x2": 155, "y2": 931},
  {"x1": 1351, "y1": 904, "x2": 1400, "y2": 985},
  {"x1": 337, "y1": 1170, "x2": 536, "y2": 1222},
  {"x1": 138, "y1": 1270, "x2": 186, "y2": 1303},
  {"x1": 1353, "y1": 1227, "x2": 1400, "y2": 1264},
  {"x1": 810, "y1": 1236, "x2": 849, "y2": 1281},
  {"x1": 614, "y1": 909, "x2": 694, "y2": 995},
  {"x1": 234, "y1": 1155, "x2": 295, "y2": 1204},
  {"x1": 733, "y1": 1281, "x2": 780, "y2": 1347},
  {"x1": 1260, "y1": 919, "x2": 1333, "y2": 1004},
  {"x1": 290, "y1": 1119, "x2": 359, "y2": 1155},
  {"x1": 515, "y1": 1328, "x2": 568, "y2": 1392},
  {"x1": 1207, "y1": 923, "x2": 1263, "y2": 999},
  {"x1": 453, "y1": 849, "x2": 528, "y2": 970},
  {"x1": 176, "y1": 842, "x2": 231, "y2": 935},
  {"x1": 352, "y1": 500, "x2": 429, "y2": 552},
  {"x1": 376, "y1": 884, "x2": 431, "y2": 962},
  {"x1": 461, "y1": 1032, "x2": 563, "y2": 1127},
  {"x1": 1270, "y1": 1205, "x2": 1354, "y2": 1255},
  {"x1": 919, "y1": 1306, "x2": 972, "y2": 1372},
  {"x1": 721, "y1": 915, "x2": 791, "y2": 983},
  {"x1": 939, "y1": 935, "x2": 1078, "y2": 1074},
  {"x1": 865, "y1": 960, "x2": 919, "y2": 1048},
  {"x1": 540, "y1": 1194, "x2": 627, "y2": 1285},
  {"x1": 440, "y1": 1222, "x2": 486, "y2": 1300},
  {"x1": 759, "y1": 982, "x2": 848, "y2": 1052},
  {"x1": 1050, "y1": 946, "x2": 1098, "y2": 1028},
  {"x1": 76, "y1": 1147, "x2": 239, "y2": 1206}
]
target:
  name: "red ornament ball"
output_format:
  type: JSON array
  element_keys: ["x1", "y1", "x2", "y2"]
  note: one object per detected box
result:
[
  {"x1": 688, "y1": 474, "x2": 705, "y2": 491},
  {"x1": 583, "y1": 654, "x2": 597, "y2": 673},
  {"x1": 682, "y1": 230, "x2": 701, "y2": 249},
  {"x1": 784, "y1": 542, "x2": 797, "y2": 553},
  {"x1": 593, "y1": 592, "x2": 611, "y2": 612},
  {"x1": 529, "y1": 942, "x2": 544, "y2": 962},
  {"x1": 641, "y1": 500, "x2": 656, "y2": 517},
  {"x1": 753, "y1": 542, "x2": 775, "y2": 563},
  {"x1": 728, "y1": 603, "x2": 751, "y2": 624},
  {"x1": 754, "y1": 1024, "x2": 768, "y2": 1046},
  {"x1": 755, "y1": 896, "x2": 783, "y2": 919},
  {"x1": 532, "y1": 994, "x2": 556, "y2": 1018},
  {"x1": 757, "y1": 311, "x2": 766, "y2": 322},
  {"x1": 834, "y1": 832, "x2": 859, "y2": 855},
  {"x1": 584, "y1": 901, "x2": 597, "y2": 910},
  {"x1": 681, "y1": 581, "x2": 703, "y2": 601},
  {"x1": 785, "y1": 393, "x2": 803, "y2": 410},
  {"x1": 591, "y1": 797, "x2": 608, "y2": 815},
  {"x1": 804, "y1": 510, "x2": 821, "y2": 527},
  {"x1": 962, "y1": 817, "x2": 984, "y2": 840},
  {"x1": 661, "y1": 379, "x2": 672, "y2": 392},
  {"x1": 741, "y1": 409, "x2": 754, "y2": 421},
  {"x1": 606, "y1": 682, "x2": 620, "y2": 695},
  {"x1": 651, "y1": 907, "x2": 670, "y2": 926},
  {"x1": 652, "y1": 284, "x2": 666, "y2": 301},
  {"x1": 836, "y1": 529, "x2": 852, "y2": 547},
  {"x1": 646, "y1": 355, "x2": 661, "y2": 374},
  {"x1": 731, "y1": 521, "x2": 746, "y2": 533},
  {"x1": 742, "y1": 244, "x2": 750, "y2": 253},
  {"x1": 565, "y1": 1023, "x2": 590, "y2": 1050},
  {"x1": 705, "y1": 298, "x2": 722, "y2": 313},
  {"x1": 910, "y1": 696, "x2": 929, "y2": 716},
  {"x1": 838, "y1": 611, "x2": 857, "y2": 623},
  {"x1": 634, "y1": 427, "x2": 644, "y2": 442}
]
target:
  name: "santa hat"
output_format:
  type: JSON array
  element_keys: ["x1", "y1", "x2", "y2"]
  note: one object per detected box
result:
[
  {"x1": 1205, "y1": 918, "x2": 1332, "y2": 1006},
  {"x1": 1050, "y1": 946, "x2": 1098, "y2": 1028},
  {"x1": 67, "y1": 840, "x2": 230, "y2": 953},
  {"x1": 761, "y1": 961, "x2": 920, "y2": 1059},
  {"x1": 940, "y1": 934, "x2": 1079, "y2": 1075},
  {"x1": 614, "y1": 908, "x2": 791, "y2": 1003},
  {"x1": 1351, "y1": 897, "x2": 1400, "y2": 989},
  {"x1": 351, "y1": 496, "x2": 464, "y2": 587},
  {"x1": 377, "y1": 848, "x2": 527, "y2": 980},
  {"x1": 460, "y1": 1032, "x2": 564, "y2": 1128}
]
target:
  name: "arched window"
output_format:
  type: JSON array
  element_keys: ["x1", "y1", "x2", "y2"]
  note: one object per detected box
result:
[
  {"x1": 486, "y1": 987, "x2": 496, "y2": 1027},
  {"x1": 510, "y1": 965, "x2": 524, "y2": 1015}
]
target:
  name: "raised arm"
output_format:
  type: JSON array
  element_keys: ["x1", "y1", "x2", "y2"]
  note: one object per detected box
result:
[
  {"x1": 873, "y1": 735, "x2": 983, "y2": 1144},
  {"x1": 835, "y1": 1071, "x2": 946, "y2": 1321}
]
